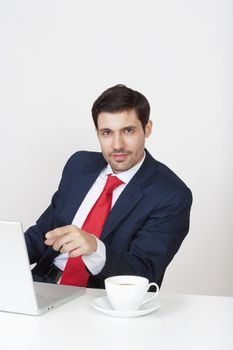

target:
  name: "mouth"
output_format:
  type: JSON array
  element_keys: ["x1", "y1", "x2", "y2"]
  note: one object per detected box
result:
[{"x1": 111, "y1": 153, "x2": 129, "y2": 161}]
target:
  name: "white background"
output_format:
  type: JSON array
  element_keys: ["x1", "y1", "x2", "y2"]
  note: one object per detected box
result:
[{"x1": 0, "y1": 0, "x2": 232, "y2": 296}]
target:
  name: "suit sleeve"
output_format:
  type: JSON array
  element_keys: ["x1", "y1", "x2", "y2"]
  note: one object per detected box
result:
[
  {"x1": 24, "y1": 191, "x2": 59, "y2": 264},
  {"x1": 94, "y1": 187, "x2": 192, "y2": 286},
  {"x1": 24, "y1": 152, "x2": 80, "y2": 264}
]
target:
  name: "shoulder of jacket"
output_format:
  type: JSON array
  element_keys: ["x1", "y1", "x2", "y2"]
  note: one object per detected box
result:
[
  {"x1": 148, "y1": 158, "x2": 192, "y2": 206},
  {"x1": 61, "y1": 150, "x2": 103, "y2": 175},
  {"x1": 66, "y1": 150, "x2": 102, "y2": 164}
]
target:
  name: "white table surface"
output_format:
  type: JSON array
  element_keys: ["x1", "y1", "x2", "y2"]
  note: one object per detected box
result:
[{"x1": 0, "y1": 288, "x2": 232, "y2": 350}]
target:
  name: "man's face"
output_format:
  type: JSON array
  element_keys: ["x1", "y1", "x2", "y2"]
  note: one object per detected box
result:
[{"x1": 96, "y1": 110, "x2": 152, "y2": 173}]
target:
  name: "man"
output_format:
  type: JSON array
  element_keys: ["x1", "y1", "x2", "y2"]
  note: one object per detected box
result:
[{"x1": 25, "y1": 84, "x2": 192, "y2": 289}]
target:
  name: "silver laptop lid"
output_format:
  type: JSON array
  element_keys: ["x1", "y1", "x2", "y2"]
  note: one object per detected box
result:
[{"x1": 0, "y1": 220, "x2": 39, "y2": 314}]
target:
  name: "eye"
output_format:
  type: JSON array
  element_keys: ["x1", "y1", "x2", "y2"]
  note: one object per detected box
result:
[
  {"x1": 101, "y1": 129, "x2": 112, "y2": 136},
  {"x1": 124, "y1": 128, "x2": 134, "y2": 134}
]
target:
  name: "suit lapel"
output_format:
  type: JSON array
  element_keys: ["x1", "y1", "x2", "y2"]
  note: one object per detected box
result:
[{"x1": 101, "y1": 181, "x2": 144, "y2": 240}]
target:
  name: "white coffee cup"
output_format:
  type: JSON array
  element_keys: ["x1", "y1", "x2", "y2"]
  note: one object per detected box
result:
[{"x1": 104, "y1": 275, "x2": 159, "y2": 311}]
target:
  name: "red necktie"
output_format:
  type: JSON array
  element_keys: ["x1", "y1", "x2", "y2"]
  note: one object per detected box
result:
[{"x1": 60, "y1": 175, "x2": 124, "y2": 287}]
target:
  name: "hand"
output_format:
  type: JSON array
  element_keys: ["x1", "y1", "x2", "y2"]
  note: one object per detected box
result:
[{"x1": 44, "y1": 225, "x2": 97, "y2": 258}]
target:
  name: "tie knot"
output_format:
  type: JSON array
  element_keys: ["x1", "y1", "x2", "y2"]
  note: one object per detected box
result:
[{"x1": 104, "y1": 175, "x2": 124, "y2": 193}]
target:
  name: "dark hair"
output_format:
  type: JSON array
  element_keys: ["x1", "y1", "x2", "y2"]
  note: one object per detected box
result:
[{"x1": 91, "y1": 84, "x2": 150, "y2": 131}]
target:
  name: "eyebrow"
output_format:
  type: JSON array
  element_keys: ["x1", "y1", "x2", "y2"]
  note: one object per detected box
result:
[{"x1": 98, "y1": 125, "x2": 137, "y2": 132}]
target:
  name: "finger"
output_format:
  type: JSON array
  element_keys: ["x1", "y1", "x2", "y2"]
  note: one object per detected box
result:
[
  {"x1": 63, "y1": 233, "x2": 96, "y2": 256},
  {"x1": 52, "y1": 231, "x2": 81, "y2": 252},
  {"x1": 59, "y1": 241, "x2": 80, "y2": 254},
  {"x1": 69, "y1": 247, "x2": 84, "y2": 258},
  {"x1": 58, "y1": 231, "x2": 84, "y2": 253},
  {"x1": 44, "y1": 238, "x2": 56, "y2": 246}
]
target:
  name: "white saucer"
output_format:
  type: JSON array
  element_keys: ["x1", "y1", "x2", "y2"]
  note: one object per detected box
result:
[{"x1": 92, "y1": 295, "x2": 161, "y2": 318}]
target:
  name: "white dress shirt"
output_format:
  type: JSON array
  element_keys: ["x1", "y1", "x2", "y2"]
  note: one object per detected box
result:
[{"x1": 53, "y1": 153, "x2": 145, "y2": 275}]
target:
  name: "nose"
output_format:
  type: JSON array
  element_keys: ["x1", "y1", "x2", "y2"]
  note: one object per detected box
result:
[{"x1": 112, "y1": 133, "x2": 124, "y2": 150}]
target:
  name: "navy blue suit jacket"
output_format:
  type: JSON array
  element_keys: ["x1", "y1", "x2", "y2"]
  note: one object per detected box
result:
[{"x1": 25, "y1": 149, "x2": 192, "y2": 288}]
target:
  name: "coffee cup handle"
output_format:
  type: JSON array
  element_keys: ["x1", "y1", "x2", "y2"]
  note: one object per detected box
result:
[{"x1": 142, "y1": 282, "x2": 159, "y2": 305}]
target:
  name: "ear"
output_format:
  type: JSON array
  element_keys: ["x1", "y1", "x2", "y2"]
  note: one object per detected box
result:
[{"x1": 145, "y1": 120, "x2": 153, "y2": 138}]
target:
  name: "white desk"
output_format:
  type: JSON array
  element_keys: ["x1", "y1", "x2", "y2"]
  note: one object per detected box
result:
[{"x1": 0, "y1": 289, "x2": 232, "y2": 350}]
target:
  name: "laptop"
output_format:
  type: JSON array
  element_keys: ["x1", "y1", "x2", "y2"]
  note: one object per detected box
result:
[{"x1": 0, "y1": 220, "x2": 86, "y2": 316}]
